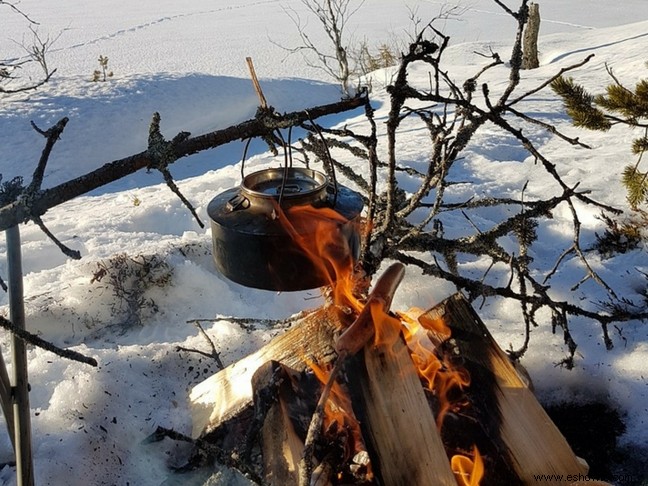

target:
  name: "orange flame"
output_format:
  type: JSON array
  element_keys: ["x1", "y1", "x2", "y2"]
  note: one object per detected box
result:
[
  {"x1": 452, "y1": 446, "x2": 484, "y2": 486},
  {"x1": 281, "y1": 204, "x2": 363, "y2": 312},
  {"x1": 307, "y1": 359, "x2": 353, "y2": 429},
  {"x1": 369, "y1": 299, "x2": 402, "y2": 349},
  {"x1": 399, "y1": 309, "x2": 471, "y2": 430},
  {"x1": 280, "y1": 204, "x2": 479, "y2": 482},
  {"x1": 284, "y1": 203, "x2": 471, "y2": 431},
  {"x1": 306, "y1": 359, "x2": 365, "y2": 463}
]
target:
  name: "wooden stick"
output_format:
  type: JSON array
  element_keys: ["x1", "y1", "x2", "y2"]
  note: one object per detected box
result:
[
  {"x1": 246, "y1": 57, "x2": 268, "y2": 109},
  {"x1": 252, "y1": 362, "x2": 305, "y2": 485},
  {"x1": 335, "y1": 262, "x2": 405, "y2": 356},
  {"x1": 346, "y1": 337, "x2": 457, "y2": 485},
  {"x1": 299, "y1": 263, "x2": 407, "y2": 485}
]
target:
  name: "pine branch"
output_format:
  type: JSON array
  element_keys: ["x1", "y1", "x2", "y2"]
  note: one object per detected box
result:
[
  {"x1": 622, "y1": 164, "x2": 648, "y2": 208},
  {"x1": 551, "y1": 76, "x2": 612, "y2": 130}
]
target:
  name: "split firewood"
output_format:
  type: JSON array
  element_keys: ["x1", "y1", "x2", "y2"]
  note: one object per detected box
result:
[
  {"x1": 189, "y1": 306, "x2": 341, "y2": 438},
  {"x1": 310, "y1": 454, "x2": 335, "y2": 486},
  {"x1": 249, "y1": 361, "x2": 306, "y2": 486},
  {"x1": 298, "y1": 262, "x2": 406, "y2": 486},
  {"x1": 190, "y1": 285, "x2": 604, "y2": 486},
  {"x1": 345, "y1": 336, "x2": 458, "y2": 486},
  {"x1": 190, "y1": 262, "x2": 405, "y2": 440},
  {"x1": 426, "y1": 293, "x2": 591, "y2": 486},
  {"x1": 334, "y1": 262, "x2": 406, "y2": 357}
]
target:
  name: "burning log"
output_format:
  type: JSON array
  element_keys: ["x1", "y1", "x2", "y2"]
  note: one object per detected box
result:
[
  {"x1": 346, "y1": 335, "x2": 457, "y2": 485},
  {"x1": 188, "y1": 280, "x2": 602, "y2": 485},
  {"x1": 250, "y1": 361, "x2": 306, "y2": 486},
  {"x1": 327, "y1": 263, "x2": 457, "y2": 485},
  {"x1": 422, "y1": 294, "x2": 590, "y2": 485},
  {"x1": 189, "y1": 305, "x2": 343, "y2": 438}
]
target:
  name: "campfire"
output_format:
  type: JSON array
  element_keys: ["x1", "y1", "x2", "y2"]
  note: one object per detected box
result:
[{"x1": 191, "y1": 185, "x2": 593, "y2": 485}]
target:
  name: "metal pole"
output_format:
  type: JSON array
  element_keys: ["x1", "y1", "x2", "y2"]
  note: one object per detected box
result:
[
  {"x1": 0, "y1": 350, "x2": 15, "y2": 451},
  {"x1": 6, "y1": 225, "x2": 34, "y2": 486}
]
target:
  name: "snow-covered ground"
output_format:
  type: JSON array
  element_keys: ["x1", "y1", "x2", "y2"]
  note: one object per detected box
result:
[{"x1": 1, "y1": 1, "x2": 648, "y2": 484}]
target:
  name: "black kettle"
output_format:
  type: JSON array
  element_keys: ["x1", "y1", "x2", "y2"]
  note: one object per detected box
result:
[{"x1": 207, "y1": 166, "x2": 363, "y2": 291}]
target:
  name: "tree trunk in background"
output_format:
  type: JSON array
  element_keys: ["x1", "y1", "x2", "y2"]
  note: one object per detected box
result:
[{"x1": 522, "y1": 3, "x2": 540, "y2": 69}]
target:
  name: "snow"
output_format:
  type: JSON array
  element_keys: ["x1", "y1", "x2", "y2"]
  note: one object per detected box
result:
[{"x1": 2, "y1": 0, "x2": 648, "y2": 484}]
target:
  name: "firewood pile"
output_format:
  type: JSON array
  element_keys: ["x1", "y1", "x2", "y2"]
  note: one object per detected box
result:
[{"x1": 188, "y1": 263, "x2": 612, "y2": 486}]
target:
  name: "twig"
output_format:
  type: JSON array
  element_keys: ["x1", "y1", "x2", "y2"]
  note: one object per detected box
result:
[
  {"x1": 506, "y1": 53, "x2": 596, "y2": 107},
  {"x1": 187, "y1": 311, "x2": 310, "y2": 331},
  {"x1": 23, "y1": 118, "x2": 84, "y2": 259},
  {"x1": 158, "y1": 167, "x2": 205, "y2": 228},
  {"x1": 246, "y1": 57, "x2": 268, "y2": 109},
  {"x1": 298, "y1": 355, "x2": 345, "y2": 486},
  {"x1": 146, "y1": 112, "x2": 204, "y2": 228},
  {"x1": 0, "y1": 316, "x2": 97, "y2": 366},
  {"x1": 32, "y1": 215, "x2": 81, "y2": 259},
  {"x1": 28, "y1": 117, "x2": 69, "y2": 194},
  {"x1": 506, "y1": 105, "x2": 591, "y2": 148},
  {"x1": 543, "y1": 245, "x2": 575, "y2": 285},
  {"x1": 565, "y1": 198, "x2": 619, "y2": 299},
  {"x1": 393, "y1": 251, "x2": 648, "y2": 325},
  {"x1": 179, "y1": 321, "x2": 224, "y2": 369},
  {"x1": 144, "y1": 426, "x2": 263, "y2": 484}
]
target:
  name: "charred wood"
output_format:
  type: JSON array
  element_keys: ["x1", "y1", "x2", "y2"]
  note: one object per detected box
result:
[
  {"x1": 426, "y1": 293, "x2": 589, "y2": 485},
  {"x1": 189, "y1": 306, "x2": 344, "y2": 439}
]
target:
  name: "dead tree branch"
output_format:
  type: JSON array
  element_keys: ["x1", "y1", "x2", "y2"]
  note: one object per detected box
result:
[
  {"x1": 294, "y1": 1, "x2": 646, "y2": 363},
  {"x1": 0, "y1": 94, "x2": 366, "y2": 233},
  {"x1": 1, "y1": 2, "x2": 57, "y2": 94},
  {"x1": 146, "y1": 112, "x2": 204, "y2": 227}
]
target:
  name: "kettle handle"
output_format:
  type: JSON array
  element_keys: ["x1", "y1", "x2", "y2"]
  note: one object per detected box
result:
[
  {"x1": 238, "y1": 121, "x2": 339, "y2": 207},
  {"x1": 225, "y1": 193, "x2": 250, "y2": 212},
  {"x1": 304, "y1": 111, "x2": 339, "y2": 207}
]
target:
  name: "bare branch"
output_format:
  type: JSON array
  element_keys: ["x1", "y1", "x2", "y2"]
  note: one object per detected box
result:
[
  {"x1": 176, "y1": 321, "x2": 225, "y2": 369},
  {"x1": 0, "y1": 316, "x2": 97, "y2": 366},
  {"x1": 276, "y1": 0, "x2": 366, "y2": 95},
  {"x1": 506, "y1": 53, "x2": 595, "y2": 107},
  {"x1": 146, "y1": 112, "x2": 204, "y2": 227},
  {"x1": 32, "y1": 215, "x2": 81, "y2": 259},
  {"x1": 28, "y1": 117, "x2": 69, "y2": 193},
  {"x1": 0, "y1": 95, "x2": 367, "y2": 232},
  {"x1": 0, "y1": 3, "x2": 57, "y2": 94}
]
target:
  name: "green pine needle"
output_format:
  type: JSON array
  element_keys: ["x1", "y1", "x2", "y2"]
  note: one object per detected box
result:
[
  {"x1": 622, "y1": 165, "x2": 648, "y2": 208},
  {"x1": 551, "y1": 76, "x2": 611, "y2": 130},
  {"x1": 632, "y1": 137, "x2": 648, "y2": 155}
]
